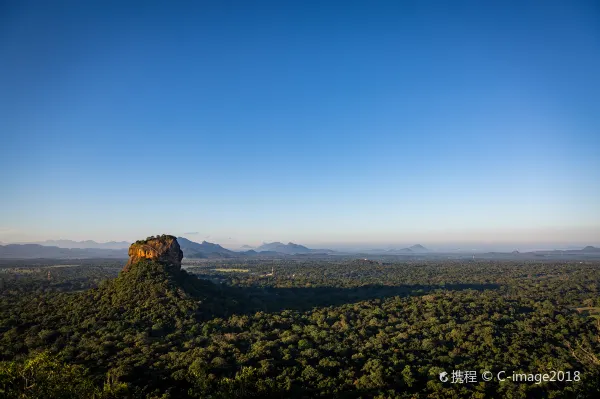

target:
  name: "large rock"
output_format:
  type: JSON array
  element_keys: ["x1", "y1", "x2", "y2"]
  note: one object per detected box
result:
[{"x1": 123, "y1": 235, "x2": 183, "y2": 272}]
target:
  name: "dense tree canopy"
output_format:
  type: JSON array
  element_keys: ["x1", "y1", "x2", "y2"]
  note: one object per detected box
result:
[{"x1": 1, "y1": 258, "x2": 599, "y2": 398}]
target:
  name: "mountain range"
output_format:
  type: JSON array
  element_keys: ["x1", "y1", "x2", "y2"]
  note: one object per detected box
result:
[
  {"x1": 386, "y1": 244, "x2": 430, "y2": 253},
  {"x1": 0, "y1": 244, "x2": 127, "y2": 259},
  {"x1": 14, "y1": 239, "x2": 131, "y2": 249},
  {"x1": 178, "y1": 239, "x2": 335, "y2": 258},
  {"x1": 0, "y1": 239, "x2": 336, "y2": 259},
  {"x1": 255, "y1": 242, "x2": 335, "y2": 255},
  {"x1": 1, "y1": 239, "x2": 599, "y2": 260},
  {"x1": 177, "y1": 237, "x2": 238, "y2": 258}
]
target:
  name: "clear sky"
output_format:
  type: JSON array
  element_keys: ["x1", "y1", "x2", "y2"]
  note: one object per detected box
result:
[{"x1": 1, "y1": 1, "x2": 599, "y2": 249}]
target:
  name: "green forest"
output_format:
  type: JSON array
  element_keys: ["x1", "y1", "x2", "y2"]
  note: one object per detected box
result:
[{"x1": 1, "y1": 257, "x2": 600, "y2": 398}]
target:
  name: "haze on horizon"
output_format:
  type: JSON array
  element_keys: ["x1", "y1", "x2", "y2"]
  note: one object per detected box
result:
[{"x1": 1, "y1": 1, "x2": 599, "y2": 248}]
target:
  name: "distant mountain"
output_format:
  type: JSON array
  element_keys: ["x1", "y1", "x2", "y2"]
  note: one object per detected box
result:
[
  {"x1": 582, "y1": 246, "x2": 600, "y2": 252},
  {"x1": 409, "y1": 244, "x2": 430, "y2": 252},
  {"x1": 255, "y1": 242, "x2": 334, "y2": 255},
  {"x1": 383, "y1": 245, "x2": 429, "y2": 254},
  {"x1": 177, "y1": 238, "x2": 336, "y2": 258},
  {"x1": 528, "y1": 246, "x2": 600, "y2": 255},
  {"x1": 177, "y1": 237, "x2": 238, "y2": 258},
  {"x1": 0, "y1": 244, "x2": 127, "y2": 259},
  {"x1": 386, "y1": 248, "x2": 413, "y2": 253},
  {"x1": 25, "y1": 239, "x2": 131, "y2": 249},
  {"x1": 240, "y1": 245, "x2": 254, "y2": 249},
  {"x1": 256, "y1": 242, "x2": 309, "y2": 253}
]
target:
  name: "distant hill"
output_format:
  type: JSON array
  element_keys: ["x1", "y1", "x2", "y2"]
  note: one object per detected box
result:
[
  {"x1": 384, "y1": 245, "x2": 429, "y2": 254},
  {"x1": 255, "y1": 242, "x2": 334, "y2": 255},
  {"x1": 409, "y1": 244, "x2": 430, "y2": 252},
  {"x1": 386, "y1": 248, "x2": 412, "y2": 253},
  {"x1": 256, "y1": 242, "x2": 310, "y2": 253},
  {"x1": 19, "y1": 239, "x2": 131, "y2": 249},
  {"x1": 174, "y1": 238, "x2": 336, "y2": 258},
  {"x1": 527, "y1": 246, "x2": 600, "y2": 255},
  {"x1": 0, "y1": 244, "x2": 127, "y2": 259},
  {"x1": 582, "y1": 246, "x2": 600, "y2": 252},
  {"x1": 177, "y1": 237, "x2": 238, "y2": 258}
]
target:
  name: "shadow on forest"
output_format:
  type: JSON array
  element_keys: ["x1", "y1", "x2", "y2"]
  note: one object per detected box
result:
[{"x1": 217, "y1": 282, "x2": 500, "y2": 314}]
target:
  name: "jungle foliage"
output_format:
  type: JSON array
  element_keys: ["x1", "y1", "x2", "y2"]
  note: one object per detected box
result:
[{"x1": 1, "y1": 258, "x2": 600, "y2": 398}]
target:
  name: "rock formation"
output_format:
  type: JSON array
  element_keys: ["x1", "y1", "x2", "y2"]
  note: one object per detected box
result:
[{"x1": 123, "y1": 235, "x2": 183, "y2": 273}]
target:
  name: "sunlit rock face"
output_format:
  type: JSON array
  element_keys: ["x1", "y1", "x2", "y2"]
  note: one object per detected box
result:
[{"x1": 123, "y1": 235, "x2": 183, "y2": 272}]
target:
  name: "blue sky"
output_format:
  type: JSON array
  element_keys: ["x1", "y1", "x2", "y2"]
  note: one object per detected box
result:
[{"x1": 1, "y1": 1, "x2": 599, "y2": 248}]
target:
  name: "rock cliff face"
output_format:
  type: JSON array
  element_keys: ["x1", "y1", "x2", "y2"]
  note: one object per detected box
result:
[{"x1": 123, "y1": 235, "x2": 183, "y2": 273}]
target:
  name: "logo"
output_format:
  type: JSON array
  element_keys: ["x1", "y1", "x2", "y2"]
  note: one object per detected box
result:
[{"x1": 439, "y1": 371, "x2": 449, "y2": 382}]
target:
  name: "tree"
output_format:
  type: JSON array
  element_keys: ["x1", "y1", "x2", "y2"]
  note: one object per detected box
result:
[{"x1": 0, "y1": 352, "x2": 100, "y2": 398}]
